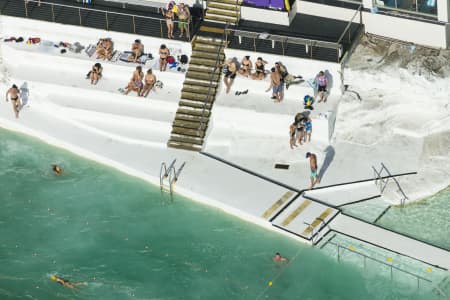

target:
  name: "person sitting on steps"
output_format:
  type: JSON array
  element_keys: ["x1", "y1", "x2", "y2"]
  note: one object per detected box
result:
[
  {"x1": 140, "y1": 69, "x2": 157, "y2": 97},
  {"x1": 128, "y1": 39, "x2": 144, "y2": 63}
]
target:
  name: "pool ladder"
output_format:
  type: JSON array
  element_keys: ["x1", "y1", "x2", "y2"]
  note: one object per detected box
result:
[
  {"x1": 372, "y1": 162, "x2": 409, "y2": 207},
  {"x1": 159, "y1": 159, "x2": 186, "y2": 195}
]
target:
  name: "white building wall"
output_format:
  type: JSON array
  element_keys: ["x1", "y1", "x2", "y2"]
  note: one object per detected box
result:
[
  {"x1": 296, "y1": 0, "x2": 448, "y2": 48},
  {"x1": 437, "y1": 0, "x2": 449, "y2": 22},
  {"x1": 240, "y1": 7, "x2": 290, "y2": 25}
]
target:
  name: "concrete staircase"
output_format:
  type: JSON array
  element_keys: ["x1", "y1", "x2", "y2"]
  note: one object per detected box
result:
[
  {"x1": 167, "y1": 25, "x2": 227, "y2": 151},
  {"x1": 167, "y1": 0, "x2": 242, "y2": 151},
  {"x1": 204, "y1": 0, "x2": 242, "y2": 25}
]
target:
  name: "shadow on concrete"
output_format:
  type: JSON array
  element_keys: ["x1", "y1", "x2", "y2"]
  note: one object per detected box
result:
[{"x1": 319, "y1": 145, "x2": 335, "y2": 181}]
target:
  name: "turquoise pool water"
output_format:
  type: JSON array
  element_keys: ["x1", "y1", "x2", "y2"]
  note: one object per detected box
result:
[
  {"x1": 378, "y1": 187, "x2": 450, "y2": 251},
  {"x1": 0, "y1": 128, "x2": 442, "y2": 299}
]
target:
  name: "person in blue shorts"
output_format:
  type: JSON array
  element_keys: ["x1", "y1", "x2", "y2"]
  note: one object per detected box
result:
[
  {"x1": 304, "y1": 118, "x2": 312, "y2": 142},
  {"x1": 306, "y1": 152, "x2": 319, "y2": 189}
]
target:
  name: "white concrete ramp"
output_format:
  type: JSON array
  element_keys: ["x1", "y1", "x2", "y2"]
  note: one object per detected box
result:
[{"x1": 330, "y1": 214, "x2": 450, "y2": 270}]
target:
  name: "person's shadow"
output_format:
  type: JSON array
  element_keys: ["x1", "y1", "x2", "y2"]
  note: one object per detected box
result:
[
  {"x1": 318, "y1": 145, "x2": 335, "y2": 182},
  {"x1": 20, "y1": 82, "x2": 30, "y2": 107}
]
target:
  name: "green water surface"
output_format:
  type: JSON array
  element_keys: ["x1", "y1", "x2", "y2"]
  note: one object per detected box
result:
[{"x1": 0, "y1": 128, "x2": 441, "y2": 299}]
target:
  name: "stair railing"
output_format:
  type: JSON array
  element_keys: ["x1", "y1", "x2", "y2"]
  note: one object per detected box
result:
[
  {"x1": 160, "y1": 159, "x2": 177, "y2": 193},
  {"x1": 372, "y1": 163, "x2": 409, "y2": 207},
  {"x1": 336, "y1": 4, "x2": 362, "y2": 62},
  {"x1": 196, "y1": 22, "x2": 230, "y2": 133},
  {"x1": 21, "y1": 0, "x2": 188, "y2": 40},
  {"x1": 330, "y1": 241, "x2": 432, "y2": 289}
]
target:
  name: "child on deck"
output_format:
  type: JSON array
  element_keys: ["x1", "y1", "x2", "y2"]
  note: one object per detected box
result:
[{"x1": 304, "y1": 118, "x2": 312, "y2": 142}]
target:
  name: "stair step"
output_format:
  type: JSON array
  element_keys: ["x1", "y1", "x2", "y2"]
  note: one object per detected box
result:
[
  {"x1": 208, "y1": 2, "x2": 240, "y2": 11},
  {"x1": 210, "y1": 0, "x2": 243, "y2": 5},
  {"x1": 193, "y1": 43, "x2": 222, "y2": 52},
  {"x1": 175, "y1": 113, "x2": 210, "y2": 123},
  {"x1": 192, "y1": 50, "x2": 225, "y2": 60},
  {"x1": 177, "y1": 107, "x2": 211, "y2": 117},
  {"x1": 184, "y1": 78, "x2": 219, "y2": 87},
  {"x1": 188, "y1": 64, "x2": 221, "y2": 75},
  {"x1": 179, "y1": 100, "x2": 213, "y2": 110},
  {"x1": 169, "y1": 134, "x2": 204, "y2": 145},
  {"x1": 167, "y1": 140, "x2": 202, "y2": 152},
  {"x1": 204, "y1": 13, "x2": 238, "y2": 24},
  {"x1": 182, "y1": 85, "x2": 217, "y2": 94},
  {"x1": 171, "y1": 126, "x2": 206, "y2": 138},
  {"x1": 173, "y1": 119, "x2": 208, "y2": 130},
  {"x1": 181, "y1": 91, "x2": 215, "y2": 102},
  {"x1": 190, "y1": 57, "x2": 219, "y2": 67},
  {"x1": 199, "y1": 25, "x2": 226, "y2": 34},
  {"x1": 186, "y1": 70, "x2": 220, "y2": 81},
  {"x1": 207, "y1": 8, "x2": 240, "y2": 17},
  {"x1": 195, "y1": 35, "x2": 227, "y2": 46}
]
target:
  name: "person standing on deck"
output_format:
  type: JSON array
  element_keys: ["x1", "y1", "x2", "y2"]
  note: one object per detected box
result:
[{"x1": 306, "y1": 152, "x2": 320, "y2": 189}]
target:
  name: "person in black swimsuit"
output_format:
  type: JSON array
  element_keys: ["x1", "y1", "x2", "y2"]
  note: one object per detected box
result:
[
  {"x1": 5, "y1": 84, "x2": 21, "y2": 118},
  {"x1": 238, "y1": 55, "x2": 252, "y2": 77},
  {"x1": 223, "y1": 59, "x2": 237, "y2": 94},
  {"x1": 251, "y1": 57, "x2": 267, "y2": 80}
]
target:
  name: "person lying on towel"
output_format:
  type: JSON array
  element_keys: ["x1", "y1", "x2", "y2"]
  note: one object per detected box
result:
[
  {"x1": 96, "y1": 38, "x2": 114, "y2": 60},
  {"x1": 128, "y1": 39, "x2": 144, "y2": 63}
]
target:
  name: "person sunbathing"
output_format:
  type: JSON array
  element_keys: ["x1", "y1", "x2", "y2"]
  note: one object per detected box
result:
[
  {"x1": 128, "y1": 39, "x2": 144, "y2": 63},
  {"x1": 89, "y1": 63, "x2": 102, "y2": 85},
  {"x1": 238, "y1": 55, "x2": 252, "y2": 77},
  {"x1": 123, "y1": 66, "x2": 144, "y2": 96},
  {"x1": 140, "y1": 69, "x2": 157, "y2": 97},
  {"x1": 251, "y1": 57, "x2": 268, "y2": 80},
  {"x1": 159, "y1": 44, "x2": 170, "y2": 72},
  {"x1": 96, "y1": 38, "x2": 113, "y2": 60}
]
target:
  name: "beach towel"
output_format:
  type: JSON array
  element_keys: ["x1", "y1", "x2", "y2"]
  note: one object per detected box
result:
[
  {"x1": 119, "y1": 51, "x2": 154, "y2": 64},
  {"x1": 85, "y1": 44, "x2": 96, "y2": 57},
  {"x1": 110, "y1": 50, "x2": 121, "y2": 62}
]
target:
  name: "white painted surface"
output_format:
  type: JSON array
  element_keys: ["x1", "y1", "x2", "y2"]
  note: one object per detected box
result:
[
  {"x1": 437, "y1": 0, "x2": 449, "y2": 22},
  {"x1": 241, "y1": 6, "x2": 290, "y2": 25},
  {"x1": 0, "y1": 16, "x2": 449, "y2": 267},
  {"x1": 363, "y1": 11, "x2": 447, "y2": 48},
  {"x1": 296, "y1": 1, "x2": 358, "y2": 22}
]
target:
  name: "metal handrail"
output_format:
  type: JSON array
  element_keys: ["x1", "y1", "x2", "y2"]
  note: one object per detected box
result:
[
  {"x1": 160, "y1": 159, "x2": 176, "y2": 192},
  {"x1": 380, "y1": 163, "x2": 409, "y2": 206},
  {"x1": 375, "y1": 4, "x2": 439, "y2": 20},
  {"x1": 336, "y1": 4, "x2": 362, "y2": 45},
  {"x1": 23, "y1": 0, "x2": 193, "y2": 38},
  {"x1": 329, "y1": 241, "x2": 432, "y2": 288},
  {"x1": 226, "y1": 28, "x2": 341, "y2": 50},
  {"x1": 197, "y1": 23, "x2": 230, "y2": 132}
]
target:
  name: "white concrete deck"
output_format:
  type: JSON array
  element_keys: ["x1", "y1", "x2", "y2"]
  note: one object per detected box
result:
[{"x1": 1, "y1": 16, "x2": 449, "y2": 278}]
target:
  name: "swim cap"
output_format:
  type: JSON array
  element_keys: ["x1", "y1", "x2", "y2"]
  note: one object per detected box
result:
[{"x1": 50, "y1": 275, "x2": 57, "y2": 281}]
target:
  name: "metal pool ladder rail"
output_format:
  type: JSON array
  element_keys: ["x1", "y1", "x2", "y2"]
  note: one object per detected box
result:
[
  {"x1": 372, "y1": 162, "x2": 409, "y2": 207},
  {"x1": 159, "y1": 159, "x2": 186, "y2": 195}
]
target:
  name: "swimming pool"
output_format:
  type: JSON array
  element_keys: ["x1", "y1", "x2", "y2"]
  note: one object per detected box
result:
[{"x1": 0, "y1": 128, "x2": 442, "y2": 299}]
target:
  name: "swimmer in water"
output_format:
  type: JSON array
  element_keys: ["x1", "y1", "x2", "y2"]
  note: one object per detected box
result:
[
  {"x1": 52, "y1": 164, "x2": 62, "y2": 176},
  {"x1": 273, "y1": 252, "x2": 288, "y2": 263},
  {"x1": 50, "y1": 275, "x2": 87, "y2": 289}
]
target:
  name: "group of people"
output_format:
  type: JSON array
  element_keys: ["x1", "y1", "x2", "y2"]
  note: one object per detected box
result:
[
  {"x1": 120, "y1": 66, "x2": 157, "y2": 97},
  {"x1": 223, "y1": 57, "x2": 303, "y2": 103},
  {"x1": 161, "y1": 1, "x2": 191, "y2": 40},
  {"x1": 95, "y1": 37, "x2": 114, "y2": 60},
  {"x1": 289, "y1": 112, "x2": 312, "y2": 149}
]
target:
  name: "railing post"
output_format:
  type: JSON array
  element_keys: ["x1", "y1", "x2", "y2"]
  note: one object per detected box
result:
[
  {"x1": 105, "y1": 12, "x2": 109, "y2": 30},
  {"x1": 390, "y1": 265, "x2": 393, "y2": 280},
  {"x1": 253, "y1": 37, "x2": 256, "y2": 52},
  {"x1": 51, "y1": 4, "x2": 55, "y2": 22},
  {"x1": 160, "y1": 20, "x2": 163, "y2": 38},
  {"x1": 24, "y1": 0, "x2": 28, "y2": 18},
  {"x1": 78, "y1": 7, "x2": 82, "y2": 25},
  {"x1": 132, "y1": 15, "x2": 136, "y2": 33}
]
